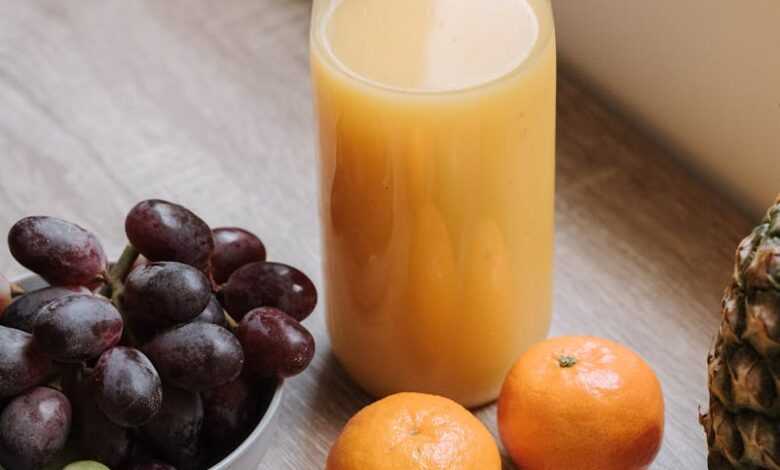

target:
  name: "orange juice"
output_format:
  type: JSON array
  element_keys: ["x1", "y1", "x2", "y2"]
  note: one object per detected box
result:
[{"x1": 311, "y1": 0, "x2": 556, "y2": 407}]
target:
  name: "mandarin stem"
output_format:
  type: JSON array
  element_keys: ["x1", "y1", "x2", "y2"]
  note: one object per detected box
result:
[{"x1": 558, "y1": 355, "x2": 577, "y2": 368}]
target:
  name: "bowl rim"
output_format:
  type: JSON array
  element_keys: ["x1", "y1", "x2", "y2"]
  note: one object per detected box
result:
[
  {"x1": 12, "y1": 272, "x2": 285, "y2": 470},
  {"x1": 210, "y1": 381, "x2": 284, "y2": 469}
]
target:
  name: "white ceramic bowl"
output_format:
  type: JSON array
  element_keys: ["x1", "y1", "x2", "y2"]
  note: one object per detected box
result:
[{"x1": 13, "y1": 273, "x2": 284, "y2": 470}]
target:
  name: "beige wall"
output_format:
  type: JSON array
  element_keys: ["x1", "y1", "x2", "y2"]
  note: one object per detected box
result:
[{"x1": 552, "y1": 0, "x2": 779, "y2": 215}]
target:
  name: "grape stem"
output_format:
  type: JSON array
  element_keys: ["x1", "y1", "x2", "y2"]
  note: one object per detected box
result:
[
  {"x1": 45, "y1": 377, "x2": 63, "y2": 392},
  {"x1": 100, "y1": 244, "x2": 140, "y2": 346},
  {"x1": 224, "y1": 311, "x2": 240, "y2": 330},
  {"x1": 99, "y1": 244, "x2": 140, "y2": 299},
  {"x1": 9, "y1": 282, "x2": 25, "y2": 298}
]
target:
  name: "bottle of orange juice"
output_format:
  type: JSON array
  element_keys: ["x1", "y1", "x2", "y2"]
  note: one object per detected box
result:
[{"x1": 310, "y1": 0, "x2": 556, "y2": 407}]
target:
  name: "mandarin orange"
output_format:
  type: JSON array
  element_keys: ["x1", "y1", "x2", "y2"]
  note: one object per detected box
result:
[
  {"x1": 326, "y1": 392, "x2": 501, "y2": 470},
  {"x1": 498, "y1": 336, "x2": 664, "y2": 470}
]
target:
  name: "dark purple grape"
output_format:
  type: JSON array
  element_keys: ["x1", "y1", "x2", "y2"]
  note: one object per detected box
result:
[
  {"x1": 64, "y1": 366, "x2": 129, "y2": 467},
  {"x1": 0, "y1": 274, "x2": 10, "y2": 318},
  {"x1": 237, "y1": 307, "x2": 315, "y2": 379},
  {"x1": 93, "y1": 347, "x2": 162, "y2": 427},
  {"x1": 130, "y1": 295, "x2": 223, "y2": 342},
  {"x1": 211, "y1": 227, "x2": 266, "y2": 284},
  {"x1": 191, "y1": 294, "x2": 226, "y2": 326},
  {"x1": 126, "y1": 316, "x2": 164, "y2": 346},
  {"x1": 141, "y1": 386, "x2": 203, "y2": 469},
  {"x1": 1, "y1": 286, "x2": 90, "y2": 332},
  {"x1": 202, "y1": 377, "x2": 258, "y2": 452},
  {"x1": 60, "y1": 365, "x2": 85, "y2": 399},
  {"x1": 124, "y1": 441, "x2": 179, "y2": 470},
  {"x1": 8, "y1": 216, "x2": 107, "y2": 286},
  {"x1": 220, "y1": 261, "x2": 317, "y2": 321},
  {"x1": 33, "y1": 294, "x2": 123, "y2": 363},
  {"x1": 0, "y1": 387, "x2": 71, "y2": 470},
  {"x1": 122, "y1": 262, "x2": 211, "y2": 328},
  {"x1": 203, "y1": 378, "x2": 276, "y2": 467},
  {"x1": 77, "y1": 394, "x2": 133, "y2": 468},
  {"x1": 125, "y1": 199, "x2": 214, "y2": 271},
  {"x1": 0, "y1": 325, "x2": 52, "y2": 399},
  {"x1": 126, "y1": 461, "x2": 177, "y2": 470},
  {"x1": 60, "y1": 364, "x2": 90, "y2": 417},
  {"x1": 142, "y1": 323, "x2": 243, "y2": 391}
]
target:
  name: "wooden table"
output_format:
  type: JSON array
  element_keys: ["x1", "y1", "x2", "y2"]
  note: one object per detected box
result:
[{"x1": 0, "y1": 1, "x2": 756, "y2": 468}]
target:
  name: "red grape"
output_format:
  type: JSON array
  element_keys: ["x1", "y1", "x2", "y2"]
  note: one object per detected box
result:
[
  {"x1": 142, "y1": 323, "x2": 244, "y2": 391},
  {"x1": 92, "y1": 347, "x2": 162, "y2": 427},
  {"x1": 220, "y1": 261, "x2": 317, "y2": 321},
  {"x1": 0, "y1": 387, "x2": 71, "y2": 470},
  {"x1": 123, "y1": 262, "x2": 211, "y2": 328},
  {"x1": 237, "y1": 307, "x2": 315, "y2": 379},
  {"x1": 125, "y1": 200, "x2": 214, "y2": 271},
  {"x1": 191, "y1": 294, "x2": 226, "y2": 327},
  {"x1": 0, "y1": 326, "x2": 53, "y2": 399},
  {"x1": 0, "y1": 274, "x2": 10, "y2": 319},
  {"x1": 211, "y1": 227, "x2": 266, "y2": 284},
  {"x1": 33, "y1": 294, "x2": 123, "y2": 363},
  {"x1": 141, "y1": 386, "x2": 204, "y2": 469},
  {"x1": 8, "y1": 216, "x2": 107, "y2": 286},
  {"x1": 1, "y1": 286, "x2": 90, "y2": 333},
  {"x1": 202, "y1": 377, "x2": 258, "y2": 452}
]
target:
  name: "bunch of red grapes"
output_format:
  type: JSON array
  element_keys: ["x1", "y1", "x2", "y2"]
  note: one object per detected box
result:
[{"x1": 0, "y1": 200, "x2": 317, "y2": 470}]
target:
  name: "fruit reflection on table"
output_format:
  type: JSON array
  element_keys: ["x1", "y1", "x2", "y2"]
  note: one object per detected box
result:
[{"x1": 0, "y1": 199, "x2": 317, "y2": 470}]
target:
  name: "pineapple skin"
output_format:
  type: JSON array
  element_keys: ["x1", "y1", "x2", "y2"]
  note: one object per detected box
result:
[{"x1": 701, "y1": 196, "x2": 780, "y2": 469}]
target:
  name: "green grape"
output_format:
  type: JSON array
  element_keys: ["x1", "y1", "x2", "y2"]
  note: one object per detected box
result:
[{"x1": 62, "y1": 462, "x2": 110, "y2": 470}]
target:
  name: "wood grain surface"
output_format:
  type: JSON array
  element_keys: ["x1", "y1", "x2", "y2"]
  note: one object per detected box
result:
[{"x1": 0, "y1": 1, "x2": 757, "y2": 468}]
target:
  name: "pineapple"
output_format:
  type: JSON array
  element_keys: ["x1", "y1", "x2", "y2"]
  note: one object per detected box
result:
[{"x1": 701, "y1": 195, "x2": 780, "y2": 469}]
